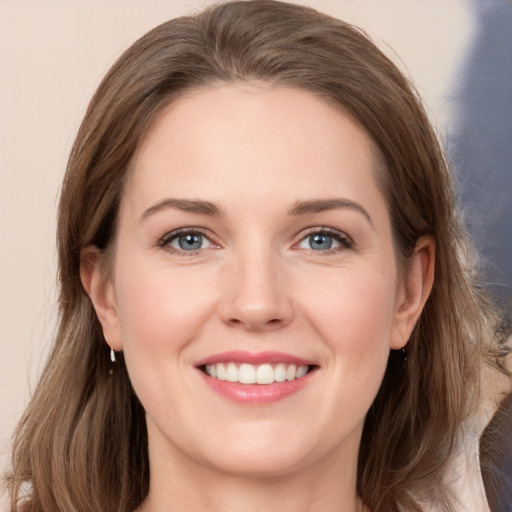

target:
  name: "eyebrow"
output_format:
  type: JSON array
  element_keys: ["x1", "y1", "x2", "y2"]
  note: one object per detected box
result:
[
  {"x1": 140, "y1": 197, "x2": 373, "y2": 226},
  {"x1": 288, "y1": 198, "x2": 373, "y2": 226},
  {"x1": 140, "y1": 199, "x2": 222, "y2": 222}
]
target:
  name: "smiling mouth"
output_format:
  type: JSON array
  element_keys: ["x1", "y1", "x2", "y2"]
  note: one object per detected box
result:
[{"x1": 200, "y1": 363, "x2": 317, "y2": 385}]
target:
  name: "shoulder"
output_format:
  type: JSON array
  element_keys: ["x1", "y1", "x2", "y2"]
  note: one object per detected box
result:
[{"x1": 444, "y1": 353, "x2": 512, "y2": 512}]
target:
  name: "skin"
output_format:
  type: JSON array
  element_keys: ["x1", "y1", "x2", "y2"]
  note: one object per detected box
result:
[{"x1": 82, "y1": 84, "x2": 434, "y2": 512}]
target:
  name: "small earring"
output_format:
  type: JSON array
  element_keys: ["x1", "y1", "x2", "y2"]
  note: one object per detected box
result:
[
  {"x1": 401, "y1": 346, "x2": 408, "y2": 370},
  {"x1": 109, "y1": 348, "x2": 116, "y2": 376}
]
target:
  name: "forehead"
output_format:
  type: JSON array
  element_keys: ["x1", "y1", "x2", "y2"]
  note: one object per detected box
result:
[{"x1": 125, "y1": 84, "x2": 386, "y2": 216}]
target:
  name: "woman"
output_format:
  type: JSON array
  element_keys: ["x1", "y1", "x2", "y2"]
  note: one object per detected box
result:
[{"x1": 7, "y1": 1, "x2": 510, "y2": 511}]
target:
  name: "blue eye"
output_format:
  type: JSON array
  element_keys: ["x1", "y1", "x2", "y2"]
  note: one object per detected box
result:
[
  {"x1": 308, "y1": 233, "x2": 335, "y2": 250},
  {"x1": 162, "y1": 231, "x2": 212, "y2": 252},
  {"x1": 175, "y1": 233, "x2": 204, "y2": 250},
  {"x1": 297, "y1": 229, "x2": 351, "y2": 251}
]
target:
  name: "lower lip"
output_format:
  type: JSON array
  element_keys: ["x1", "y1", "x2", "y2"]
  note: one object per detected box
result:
[{"x1": 199, "y1": 371, "x2": 314, "y2": 404}]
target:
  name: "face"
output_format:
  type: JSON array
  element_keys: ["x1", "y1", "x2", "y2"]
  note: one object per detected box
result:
[{"x1": 86, "y1": 84, "x2": 428, "y2": 480}]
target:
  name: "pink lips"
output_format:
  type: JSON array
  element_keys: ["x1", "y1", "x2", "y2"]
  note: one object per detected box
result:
[
  {"x1": 195, "y1": 350, "x2": 314, "y2": 367},
  {"x1": 196, "y1": 350, "x2": 317, "y2": 404}
]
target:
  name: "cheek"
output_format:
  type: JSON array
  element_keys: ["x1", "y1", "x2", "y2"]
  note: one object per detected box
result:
[
  {"x1": 282, "y1": 266, "x2": 397, "y2": 451},
  {"x1": 309, "y1": 265, "x2": 395, "y2": 334},
  {"x1": 303, "y1": 265, "x2": 396, "y2": 379},
  {"x1": 111, "y1": 258, "x2": 222, "y2": 428},
  {"x1": 112, "y1": 257, "x2": 218, "y2": 360}
]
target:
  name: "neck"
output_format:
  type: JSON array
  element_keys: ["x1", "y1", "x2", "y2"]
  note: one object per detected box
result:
[
  {"x1": 137, "y1": 431, "x2": 368, "y2": 512},
  {"x1": 139, "y1": 472, "x2": 366, "y2": 512}
]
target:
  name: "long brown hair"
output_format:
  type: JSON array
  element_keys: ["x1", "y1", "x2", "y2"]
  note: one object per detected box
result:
[{"x1": 8, "y1": 1, "x2": 510, "y2": 511}]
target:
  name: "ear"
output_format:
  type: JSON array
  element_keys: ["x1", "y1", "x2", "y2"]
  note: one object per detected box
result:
[
  {"x1": 391, "y1": 236, "x2": 435, "y2": 349},
  {"x1": 80, "y1": 245, "x2": 123, "y2": 351}
]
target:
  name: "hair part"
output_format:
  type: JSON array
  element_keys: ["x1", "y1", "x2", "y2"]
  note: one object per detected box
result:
[{"x1": 8, "y1": 2, "x2": 510, "y2": 511}]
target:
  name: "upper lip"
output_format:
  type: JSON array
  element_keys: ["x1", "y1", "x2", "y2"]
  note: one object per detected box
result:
[{"x1": 195, "y1": 350, "x2": 317, "y2": 367}]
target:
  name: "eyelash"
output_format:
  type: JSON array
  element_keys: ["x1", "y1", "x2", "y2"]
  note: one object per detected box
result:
[
  {"x1": 157, "y1": 226, "x2": 354, "y2": 255},
  {"x1": 158, "y1": 228, "x2": 217, "y2": 255},
  {"x1": 297, "y1": 227, "x2": 354, "y2": 253}
]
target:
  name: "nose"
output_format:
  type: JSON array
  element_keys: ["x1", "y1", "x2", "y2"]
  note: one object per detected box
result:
[{"x1": 219, "y1": 248, "x2": 294, "y2": 332}]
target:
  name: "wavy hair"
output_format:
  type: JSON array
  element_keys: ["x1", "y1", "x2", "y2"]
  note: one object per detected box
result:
[{"x1": 8, "y1": 1, "x2": 509, "y2": 511}]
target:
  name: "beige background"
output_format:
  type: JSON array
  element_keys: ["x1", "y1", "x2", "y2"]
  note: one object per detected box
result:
[{"x1": 0, "y1": 0, "x2": 474, "y2": 477}]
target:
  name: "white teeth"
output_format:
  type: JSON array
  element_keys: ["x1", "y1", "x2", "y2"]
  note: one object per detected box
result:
[
  {"x1": 226, "y1": 362, "x2": 238, "y2": 382},
  {"x1": 204, "y1": 362, "x2": 310, "y2": 384},
  {"x1": 274, "y1": 363, "x2": 287, "y2": 382},
  {"x1": 216, "y1": 363, "x2": 226, "y2": 381},
  {"x1": 256, "y1": 364, "x2": 274, "y2": 384},
  {"x1": 239, "y1": 363, "x2": 256, "y2": 384},
  {"x1": 296, "y1": 365, "x2": 308, "y2": 378},
  {"x1": 286, "y1": 364, "x2": 297, "y2": 381}
]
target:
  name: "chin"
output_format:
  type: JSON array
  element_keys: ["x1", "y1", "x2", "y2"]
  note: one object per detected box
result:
[
  {"x1": 194, "y1": 425, "x2": 331, "y2": 479},
  {"x1": 204, "y1": 448, "x2": 310, "y2": 479}
]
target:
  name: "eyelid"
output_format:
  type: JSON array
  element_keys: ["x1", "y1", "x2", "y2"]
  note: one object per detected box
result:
[
  {"x1": 157, "y1": 226, "x2": 353, "y2": 255},
  {"x1": 158, "y1": 227, "x2": 219, "y2": 254},
  {"x1": 295, "y1": 226, "x2": 354, "y2": 251}
]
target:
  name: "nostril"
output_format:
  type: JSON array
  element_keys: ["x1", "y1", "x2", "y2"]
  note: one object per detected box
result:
[{"x1": 226, "y1": 316, "x2": 287, "y2": 331}]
